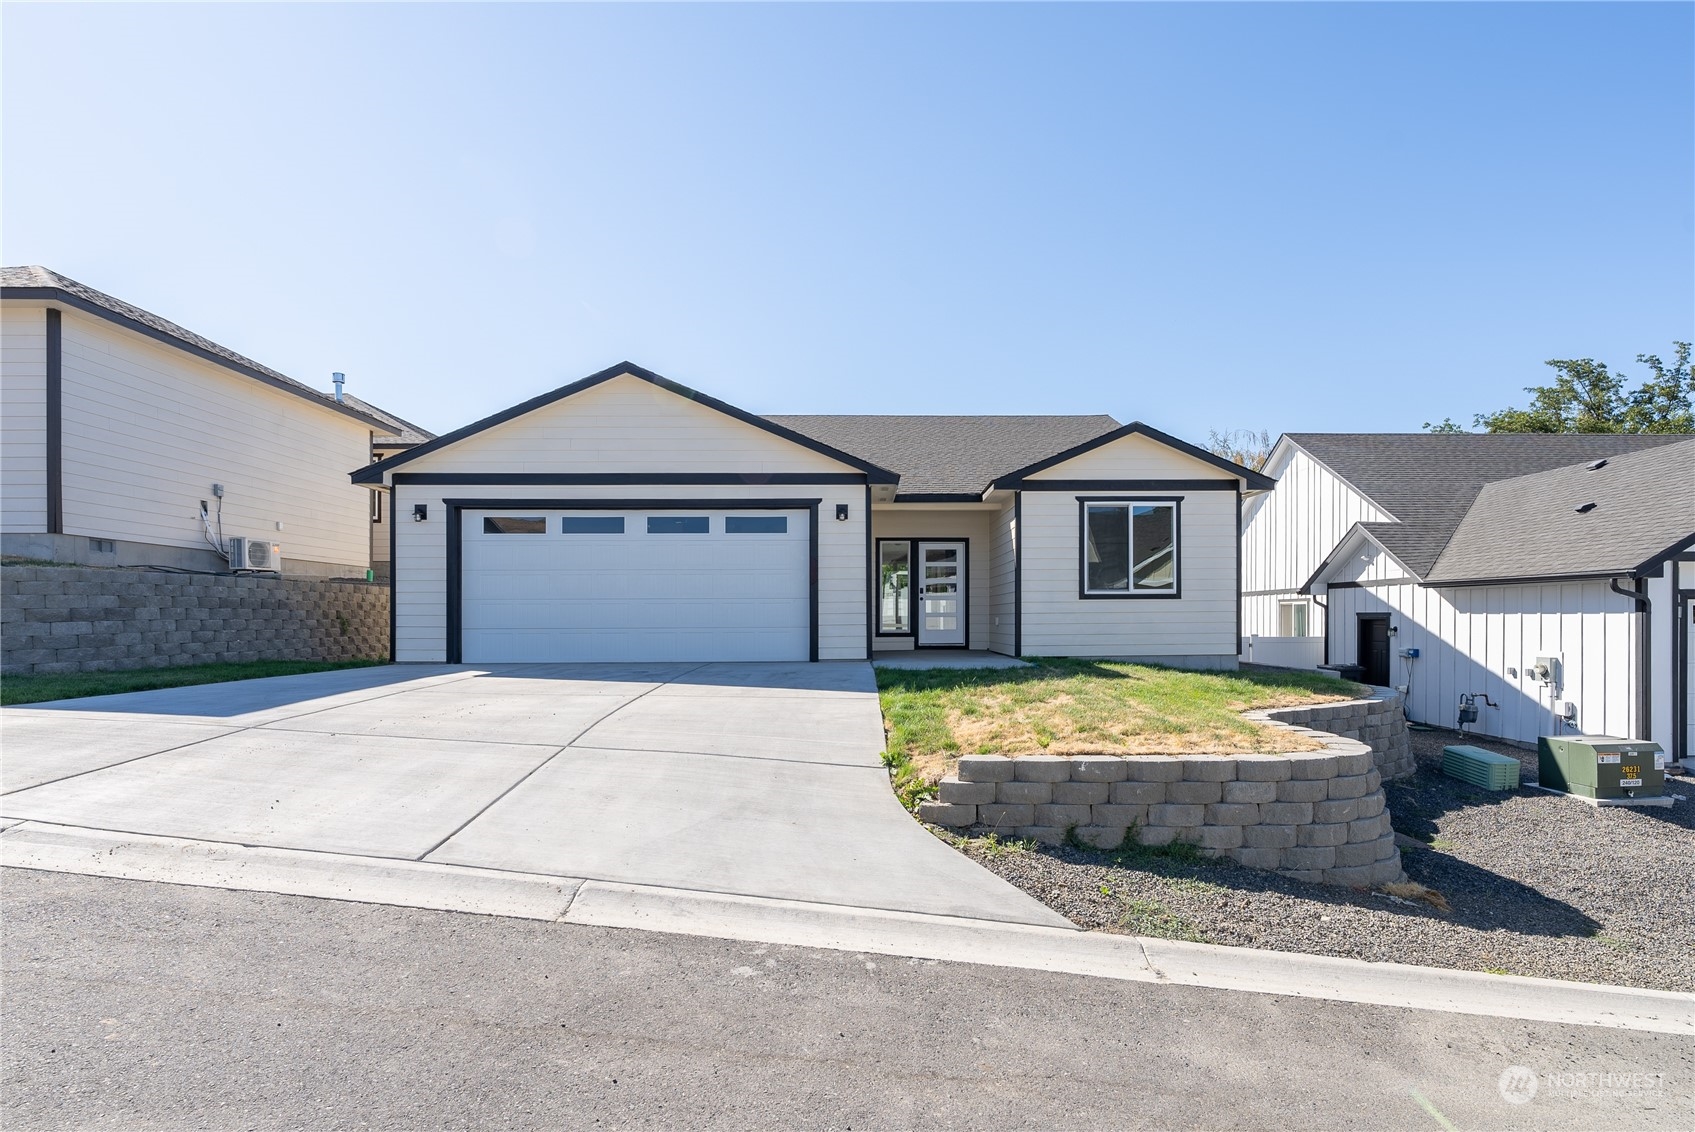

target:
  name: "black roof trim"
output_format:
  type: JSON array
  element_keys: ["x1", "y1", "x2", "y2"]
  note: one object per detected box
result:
[
  {"x1": 3, "y1": 284, "x2": 388, "y2": 431},
  {"x1": 889, "y1": 492, "x2": 986, "y2": 504},
  {"x1": 990, "y1": 421, "x2": 1276, "y2": 491},
  {"x1": 351, "y1": 362, "x2": 902, "y2": 486}
]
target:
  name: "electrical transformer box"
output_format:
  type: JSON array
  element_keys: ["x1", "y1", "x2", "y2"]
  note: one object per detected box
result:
[{"x1": 1537, "y1": 735, "x2": 1666, "y2": 801}]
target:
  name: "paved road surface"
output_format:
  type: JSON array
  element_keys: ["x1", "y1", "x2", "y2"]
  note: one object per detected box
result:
[{"x1": 4, "y1": 870, "x2": 1687, "y2": 1131}]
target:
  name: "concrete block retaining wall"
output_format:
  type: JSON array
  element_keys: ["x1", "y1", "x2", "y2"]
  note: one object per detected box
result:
[
  {"x1": 918, "y1": 701, "x2": 1408, "y2": 888},
  {"x1": 1253, "y1": 689, "x2": 1415, "y2": 781},
  {"x1": 1, "y1": 565, "x2": 388, "y2": 675}
]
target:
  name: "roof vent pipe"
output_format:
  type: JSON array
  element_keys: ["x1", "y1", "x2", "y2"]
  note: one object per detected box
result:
[{"x1": 332, "y1": 372, "x2": 345, "y2": 402}]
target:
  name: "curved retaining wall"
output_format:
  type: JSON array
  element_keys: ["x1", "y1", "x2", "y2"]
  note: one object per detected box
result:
[
  {"x1": 1253, "y1": 688, "x2": 1415, "y2": 781},
  {"x1": 918, "y1": 714, "x2": 1407, "y2": 889}
]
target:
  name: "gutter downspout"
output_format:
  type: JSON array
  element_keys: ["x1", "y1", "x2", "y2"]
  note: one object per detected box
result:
[
  {"x1": 1609, "y1": 577, "x2": 1651, "y2": 740},
  {"x1": 1311, "y1": 590, "x2": 1330, "y2": 667}
]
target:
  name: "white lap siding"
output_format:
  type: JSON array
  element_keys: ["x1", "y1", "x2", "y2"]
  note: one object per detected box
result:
[
  {"x1": 392, "y1": 482, "x2": 868, "y2": 663},
  {"x1": 988, "y1": 500, "x2": 1016, "y2": 656},
  {"x1": 1018, "y1": 489, "x2": 1240, "y2": 663},
  {"x1": 0, "y1": 306, "x2": 48, "y2": 532},
  {"x1": 6, "y1": 305, "x2": 372, "y2": 571},
  {"x1": 1325, "y1": 578, "x2": 1640, "y2": 744}
]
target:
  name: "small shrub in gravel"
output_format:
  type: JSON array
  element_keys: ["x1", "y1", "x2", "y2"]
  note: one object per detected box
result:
[{"x1": 946, "y1": 726, "x2": 1695, "y2": 992}]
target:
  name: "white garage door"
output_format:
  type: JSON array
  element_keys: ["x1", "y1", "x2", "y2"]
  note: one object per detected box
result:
[{"x1": 460, "y1": 508, "x2": 810, "y2": 663}]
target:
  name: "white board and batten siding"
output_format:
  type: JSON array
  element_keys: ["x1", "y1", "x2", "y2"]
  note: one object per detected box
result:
[
  {"x1": 1, "y1": 302, "x2": 374, "y2": 572},
  {"x1": 0, "y1": 305, "x2": 48, "y2": 532},
  {"x1": 388, "y1": 375, "x2": 870, "y2": 663},
  {"x1": 1018, "y1": 432, "x2": 1240, "y2": 665},
  {"x1": 1323, "y1": 542, "x2": 1641, "y2": 743},
  {"x1": 1240, "y1": 443, "x2": 1391, "y2": 639}
]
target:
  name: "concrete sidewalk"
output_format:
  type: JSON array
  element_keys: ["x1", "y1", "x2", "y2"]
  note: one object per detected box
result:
[{"x1": 0, "y1": 662, "x2": 1066, "y2": 926}]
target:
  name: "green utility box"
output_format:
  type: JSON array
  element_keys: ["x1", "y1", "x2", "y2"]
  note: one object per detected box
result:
[
  {"x1": 1537, "y1": 735, "x2": 1667, "y2": 801},
  {"x1": 1442, "y1": 745, "x2": 1521, "y2": 790}
]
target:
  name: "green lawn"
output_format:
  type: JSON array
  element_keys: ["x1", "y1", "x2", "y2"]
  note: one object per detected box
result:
[
  {"x1": 878, "y1": 658, "x2": 1363, "y2": 780},
  {"x1": 1, "y1": 659, "x2": 386, "y2": 706}
]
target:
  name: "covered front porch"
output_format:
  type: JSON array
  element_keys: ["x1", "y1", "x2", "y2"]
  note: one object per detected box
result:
[{"x1": 872, "y1": 503, "x2": 1015, "y2": 656}]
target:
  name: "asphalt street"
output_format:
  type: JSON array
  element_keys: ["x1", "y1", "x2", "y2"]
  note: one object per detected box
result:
[{"x1": 4, "y1": 869, "x2": 1688, "y2": 1131}]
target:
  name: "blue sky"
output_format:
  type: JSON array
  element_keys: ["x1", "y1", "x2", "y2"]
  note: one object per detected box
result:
[{"x1": 4, "y1": 3, "x2": 1690, "y2": 442}]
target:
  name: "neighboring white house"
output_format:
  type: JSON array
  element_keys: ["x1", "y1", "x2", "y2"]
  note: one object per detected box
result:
[
  {"x1": 1242, "y1": 432, "x2": 1695, "y2": 760},
  {"x1": 354, "y1": 363, "x2": 1272, "y2": 666},
  {"x1": 1, "y1": 267, "x2": 395, "y2": 577}
]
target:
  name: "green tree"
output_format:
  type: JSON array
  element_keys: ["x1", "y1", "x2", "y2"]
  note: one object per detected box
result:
[{"x1": 1464, "y1": 342, "x2": 1693, "y2": 434}]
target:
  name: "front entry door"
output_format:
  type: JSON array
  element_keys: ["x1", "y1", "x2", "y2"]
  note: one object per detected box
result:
[
  {"x1": 1358, "y1": 614, "x2": 1391, "y2": 687},
  {"x1": 916, "y1": 541, "x2": 967, "y2": 647}
]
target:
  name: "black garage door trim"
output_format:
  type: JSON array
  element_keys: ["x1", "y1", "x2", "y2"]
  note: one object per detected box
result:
[{"x1": 443, "y1": 497, "x2": 823, "y2": 664}]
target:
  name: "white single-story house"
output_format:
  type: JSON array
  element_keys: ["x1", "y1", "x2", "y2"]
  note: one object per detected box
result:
[
  {"x1": 351, "y1": 363, "x2": 1273, "y2": 667},
  {"x1": 1242, "y1": 432, "x2": 1694, "y2": 759},
  {"x1": 1, "y1": 267, "x2": 397, "y2": 577}
]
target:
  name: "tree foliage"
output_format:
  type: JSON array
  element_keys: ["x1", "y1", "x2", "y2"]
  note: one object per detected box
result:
[
  {"x1": 1426, "y1": 342, "x2": 1692, "y2": 434},
  {"x1": 1207, "y1": 428, "x2": 1273, "y2": 470}
]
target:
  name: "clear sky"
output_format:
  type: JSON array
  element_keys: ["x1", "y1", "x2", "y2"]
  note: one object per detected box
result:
[{"x1": 4, "y1": 3, "x2": 1690, "y2": 443}]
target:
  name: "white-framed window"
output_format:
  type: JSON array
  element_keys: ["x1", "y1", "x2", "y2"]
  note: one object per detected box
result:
[
  {"x1": 1080, "y1": 499, "x2": 1180, "y2": 597},
  {"x1": 1278, "y1": 599, "x2": 1310, "y2": 637}
]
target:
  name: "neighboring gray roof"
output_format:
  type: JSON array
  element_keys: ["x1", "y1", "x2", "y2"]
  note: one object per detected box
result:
[
  {"x1": 1, "y1": 265, "x2": 386, "y2": 429},
  {"x1": 765, "y1": 414, "x2": 1121, "y2": 498},
  {"x1": 342, "y1": 392, "x2": 436, "y2": 447},
  {"x1": 1423, "y1": 438, "x2": 1695, "y2": 584},
  {"x1": 1288, "y1": 432, "x2": 1689, "y2": 577}
]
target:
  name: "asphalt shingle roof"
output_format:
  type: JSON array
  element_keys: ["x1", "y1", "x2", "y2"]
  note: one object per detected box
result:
[
  {"x1": 1288, "y1": 432, "x2": 1689, "y2": 577},
  {"x1": 1424, "y1": 438, "x2": 1695, "y2": 583},
  {"x1": 1, "y1": 265, "x2": 385, "y2": 429},
  {"x1": 765, "y1": 414, "x2": 1122, "y2": 498},
  {"x1": 342, "y1": 392, "x2": 436, "y2": 447}
]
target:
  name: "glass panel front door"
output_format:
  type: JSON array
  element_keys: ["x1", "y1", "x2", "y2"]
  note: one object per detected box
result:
[{"x1": 916, "y1": 541, "x2": 966, "y2": 647}]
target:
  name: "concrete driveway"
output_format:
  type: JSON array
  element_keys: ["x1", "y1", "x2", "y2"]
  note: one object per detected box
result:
[{"x1": 0, "y1": 662, "x2": 1066, "y2": 927}]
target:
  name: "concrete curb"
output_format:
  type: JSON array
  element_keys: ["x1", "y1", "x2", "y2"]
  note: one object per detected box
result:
[{"x1": 3, "y1": 820, "x2": 1689, "y2": 1035}]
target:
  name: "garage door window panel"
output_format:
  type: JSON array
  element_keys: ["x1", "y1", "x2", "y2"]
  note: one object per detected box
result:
[
  {"x1": 648, "y1": 516, "x2": 710, "y2": 534},
  {"x1": 562, "y1": 516, "x2": 625, "y2": 534},
  {"x1": 483, "y1": 516, "x2": 546, "y2": 534}
]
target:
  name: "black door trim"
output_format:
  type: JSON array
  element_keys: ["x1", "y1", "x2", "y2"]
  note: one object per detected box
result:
[{"x1": 443, "y1": 497, "x2": 823, "y2": 664}]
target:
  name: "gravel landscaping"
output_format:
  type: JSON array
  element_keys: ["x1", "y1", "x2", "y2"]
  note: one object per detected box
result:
[{"x1": 949, "y1": 726, "x2": 1695, "y2": 992}]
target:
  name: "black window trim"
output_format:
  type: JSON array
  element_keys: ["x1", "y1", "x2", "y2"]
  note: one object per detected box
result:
[{"x1": 1076, "y1": 495, "x2": 1183, "y2": 600}]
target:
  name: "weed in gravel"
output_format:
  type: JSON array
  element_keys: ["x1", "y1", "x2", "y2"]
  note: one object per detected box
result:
[
  {"x1": 1483, "y1": 967, "x2": 1513, "y2": 976},
  {"x1": 1591, "y1": 933, "x2": 1633, "y2": 953},
  {"x1": 1115, "y1": 897, "x2": 1210, "y2": 944},
  {"x1": 1381, "y1": 881, "x2": 1451, "y2": 913}
]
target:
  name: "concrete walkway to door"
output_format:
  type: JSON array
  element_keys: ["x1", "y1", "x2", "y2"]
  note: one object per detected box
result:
[{"x1": 0, "y1": 662, "x2": 1067, "y2": 928}]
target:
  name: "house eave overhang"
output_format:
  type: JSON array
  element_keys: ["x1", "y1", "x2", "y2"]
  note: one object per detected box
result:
[
  {"x1": 2, "y1": 285, "x2": 390, "y2": 431},
  {"x1": 1299, "y1": 524, "x2": 1424, "y2": 595},
  {"x1": 349, "y1": 362, "x2": 903, "y2": 487},
  {"x1": 988, "y1": 421, "x2": 1277, "y2": 491}
]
